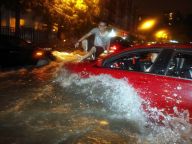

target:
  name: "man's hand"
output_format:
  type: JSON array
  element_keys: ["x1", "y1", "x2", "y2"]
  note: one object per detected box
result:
[
  {"x1": 77, "y1": 55, "x2": 84, "y2": 62},
  {"x1": 103, "y1": 50, "x2": 107, "y2": 54},
  {"x1": 75, "y1": 42, "x2": 79, "y2": 48},
  {"x1": 104, "y1": 50, "x2": 109, "y2": 54}
]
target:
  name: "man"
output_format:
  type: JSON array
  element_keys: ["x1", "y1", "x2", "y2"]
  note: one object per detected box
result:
[
  {"x1": 144, "y1": 53, "x2": 159, "y2": 72},
  {"x1": 75, "y1": 21, "x2": 110, "y2": 61}
]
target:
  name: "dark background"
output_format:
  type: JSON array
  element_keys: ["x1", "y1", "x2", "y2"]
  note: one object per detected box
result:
[{"x1": 135, "y1": 0, "x2": 192, "y2": 15}]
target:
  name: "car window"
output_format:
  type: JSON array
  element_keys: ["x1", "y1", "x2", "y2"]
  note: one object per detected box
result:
[
  {"x1": 104, "y1": 50, "x2": 160, "y2": 73},
  {"x1": 166, "y1": 52, "x2": 192, "y2": 80}
]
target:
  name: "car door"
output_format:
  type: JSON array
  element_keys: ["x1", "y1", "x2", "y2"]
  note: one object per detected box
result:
[
  {"x1": 164, "y1": 50, "x2": 192, "y2": 121},
  {"x1": 89, "y1": 48, "x2": 192, "y2": 121}
]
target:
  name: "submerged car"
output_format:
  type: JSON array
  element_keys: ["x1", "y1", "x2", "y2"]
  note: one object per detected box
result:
[
  {"x1": 0, "y1": 35, "x2": 55, "y2": 68},
  {"x1": 64, "y1": 43, "x2": 192, "y2": 123}
]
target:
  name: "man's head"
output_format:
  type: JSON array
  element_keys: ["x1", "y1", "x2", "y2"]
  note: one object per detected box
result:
[
  {"x1": 98, "y1": 21, "x2": 108, "y2": 32},
  {"x1": 150, "y1": 53, "x2": 158, "y2": 63}
]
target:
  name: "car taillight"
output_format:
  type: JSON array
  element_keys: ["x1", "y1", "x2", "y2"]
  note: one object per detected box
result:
[
  {"x1": 110, "y1": 45, "x2": 117, "y2": 50},
  {"x1": 109, "y1": 45, "x2": 118, "y2": 53},
  {"x1": 34, "y1": 51, "x2": 44, "y2": 58}
]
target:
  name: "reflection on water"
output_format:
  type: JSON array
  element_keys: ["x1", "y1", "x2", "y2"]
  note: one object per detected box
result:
[
  {"x1": 52, "y1": 50, "x2": 86, "y2": 62},
  {"x1": 0, "y1": 60, "x2": 192, "y2": 144}
]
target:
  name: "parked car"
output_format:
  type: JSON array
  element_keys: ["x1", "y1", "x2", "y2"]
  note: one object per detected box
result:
[
  {"x1": 64, "y1": 43, "x2": 192, "y2": 123},
  {"x1": 0, "y1": 35, "x2": 55, "y2": 68}
]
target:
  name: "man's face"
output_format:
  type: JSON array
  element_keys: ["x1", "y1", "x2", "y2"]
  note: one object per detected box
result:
[
  {"x1": 98, "y1": 22, "x2": 107, "y2": 32},
  {"x1": 150, "y1": 53, "x2": 158, "y2": 63}
]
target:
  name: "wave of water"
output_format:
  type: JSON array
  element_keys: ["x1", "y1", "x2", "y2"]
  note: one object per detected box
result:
[
  {"x1": 56, "y1": 68, "x2": 192, "y2": 144},
  {"x1": 0, "y1": 62, "x2": 191, "y2": 143}
]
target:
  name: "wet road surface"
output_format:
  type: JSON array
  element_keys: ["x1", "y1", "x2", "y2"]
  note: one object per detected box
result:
[{"x1": 0, "y1": 61, "x2": 191, "y2": 144}]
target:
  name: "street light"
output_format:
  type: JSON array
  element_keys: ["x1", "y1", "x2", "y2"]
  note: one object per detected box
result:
[
  {"x1": 155, "y1": 30, "x2": 168, "y2": 39},
  {"x1": 138, "y1": 19, "x2": 156, "y2": 31},
  {"x1": 155, "y1": 30, "x2": 170, "y2": 42}
]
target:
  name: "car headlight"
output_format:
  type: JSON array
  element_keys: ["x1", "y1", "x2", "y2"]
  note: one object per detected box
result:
[{"x1": 34, "y1": 50, "x2": 44, "y2": 58}]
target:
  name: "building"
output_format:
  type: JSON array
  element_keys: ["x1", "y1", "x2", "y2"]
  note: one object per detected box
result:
[
  {"x1": 102, "y1": 0, "x2": 136, "y2": 32},
  {"x1": 0, "y1": 6, "x2": 57, "y2": 45}
]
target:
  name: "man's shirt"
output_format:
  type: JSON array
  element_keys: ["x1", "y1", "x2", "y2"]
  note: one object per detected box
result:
[{"x1": 90, "y1": 28, "x2": 110, "y2": 49}]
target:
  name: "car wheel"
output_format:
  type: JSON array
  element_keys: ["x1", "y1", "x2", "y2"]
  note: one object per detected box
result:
[{"x1": 36, "y1": 58, "x2": 50, "y2": 67}]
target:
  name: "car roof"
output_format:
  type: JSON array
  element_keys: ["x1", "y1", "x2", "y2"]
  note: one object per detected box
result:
[
  {"x1": 121, "y1": 43, "x2": 192, "y2": 53},
  {"x1": 131, "y1": 43, "x2": 192, "y2": 49},
  {"x1": 100, "y1": 43, "x2": 192, "y2": 60}
]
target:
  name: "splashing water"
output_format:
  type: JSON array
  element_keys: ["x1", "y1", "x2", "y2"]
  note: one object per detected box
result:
[
  {"x1": 56, "y1": 68, "x2": 192, "y2": 143},
  {"x1": 0, "y1": 62, "x2": 191, "y2": 144},
  {"x1": 56, "y1": 69, "x2": 147, "y2": 123}
]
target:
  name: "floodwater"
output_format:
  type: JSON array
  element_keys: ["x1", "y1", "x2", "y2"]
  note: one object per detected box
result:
[{"x1": 0, "y1": 60, "x2": 192, "y2": 144}]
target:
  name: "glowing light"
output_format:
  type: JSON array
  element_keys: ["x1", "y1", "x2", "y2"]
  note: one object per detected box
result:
[
  {"x1": 52, "y1": 50, "x2": 85, "y2": 62},
  {"x1": 110, "y1": 45, "x2": 117, "y2": 50},
  {"x1": 108, "y1": 29, "x2": 116, "y2": 37},
  {"x1": 35, "y1": 51, "x2": 44, "y2": 57},
  {"x1": 155, "y1": 30, "x2": 168, "y2": 39},
  {"x1": 9, "y1": 18, "x2": 25, "y2": 28},
  {"x1": 20, "y1": 19, "x2": 25, "y2": 26},
  {"x1": 99, "y1": 120, "x2": 109, "y2": 126},
  {"x1": 169, "y1": 40, "x2": 179, "y2": 43},
  {"x1": 75, "y1": 0, "x2": 87, "y2": 11},
  {"x1": 122, "y1": 36, "x2": 126, "y2": 39},
  {"x1": 139, "y1": 19, "x2": 156, "y2": 31},
  {"x1": 10, "y1": 18, "x2": 15, "y2": 28}
]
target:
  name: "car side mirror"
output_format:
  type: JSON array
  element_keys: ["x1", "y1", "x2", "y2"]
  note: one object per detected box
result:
[{"x1": 95, "y1": 58, "x2": 103, "y2": 67}]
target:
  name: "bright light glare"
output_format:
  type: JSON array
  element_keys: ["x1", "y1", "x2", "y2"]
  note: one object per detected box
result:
[
  {"x1": 139, "y1": 19, "x2": 156, "y2": 30},
  {"x1": 169, "y1": 40, "x2": 179, "y2": 43},
  {"x1": 35, "y1": 51, "x2": 43, "y2": 57},
  {"x1": 110, "y1": 45, "x2": 117, "y2": 50},
  {"x1": 74, "y1": 0, "x2": 87, "y2": 11},
  {"x1": 52, "y1": 50, "x2": 85, "y2": 62},
  {"x1": 155, "y1": 30, "x2": 168, "y2": 39},
  {"x1": 99, "y1": 120, "x2": 109, "y2": 126},
  {"x1": 108, "y1": 29, "x2": 116, "y2": 37}
]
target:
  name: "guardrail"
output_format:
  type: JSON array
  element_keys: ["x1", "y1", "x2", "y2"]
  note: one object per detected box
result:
[{"x1": 0, "y1": 26, "x2": 56, "y2": 45}]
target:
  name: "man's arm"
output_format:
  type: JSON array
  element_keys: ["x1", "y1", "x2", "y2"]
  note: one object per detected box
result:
[
  {"x1": 106, "y1": 38, "x2": 111, "y2": 54},
  {"x1": 75, "y1": 32, "x2": 92, "y2": 48},
  {"x1": 78, "y1": 32, "x2": 92, "y2": 43}
]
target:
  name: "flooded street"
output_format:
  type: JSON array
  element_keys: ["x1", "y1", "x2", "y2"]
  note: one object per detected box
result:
[{"x1": 0, "y1": 60, "x2": 191, "y2": 144}]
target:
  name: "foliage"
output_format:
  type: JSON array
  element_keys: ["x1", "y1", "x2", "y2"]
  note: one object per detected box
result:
[
  {"x1": 1, "y1": 0, "x2": 101, "y2": 34},
  {"x1": 44, "y1": 0, "x2": 101, "y2": 33}
]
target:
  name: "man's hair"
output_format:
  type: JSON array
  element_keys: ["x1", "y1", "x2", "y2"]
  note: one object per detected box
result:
[{"x1": 99, "y1": 20, "x2": 108, "y2": 26}]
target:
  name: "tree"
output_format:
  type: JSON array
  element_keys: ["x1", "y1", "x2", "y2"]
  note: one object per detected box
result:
[
  {"x1": 38, "y1": 0, "x2": 101, "y2": 35},
  {"x1": 1, "y1": 0, "x2": 102, "y2": 37}
]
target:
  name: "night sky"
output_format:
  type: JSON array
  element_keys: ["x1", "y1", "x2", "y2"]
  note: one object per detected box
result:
[{"x1": 135, "y1": 0, "x2": 192, "y2": 15}]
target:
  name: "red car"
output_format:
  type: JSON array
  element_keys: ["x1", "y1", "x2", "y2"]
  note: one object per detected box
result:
[{"x1": 64, "y1": 44, "x2": 192, "y2": 123}]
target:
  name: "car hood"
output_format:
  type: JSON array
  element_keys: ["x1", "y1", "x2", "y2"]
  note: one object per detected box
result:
[{"x1": 63, "y1": 60, "x2": 97, "y2": 73}]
